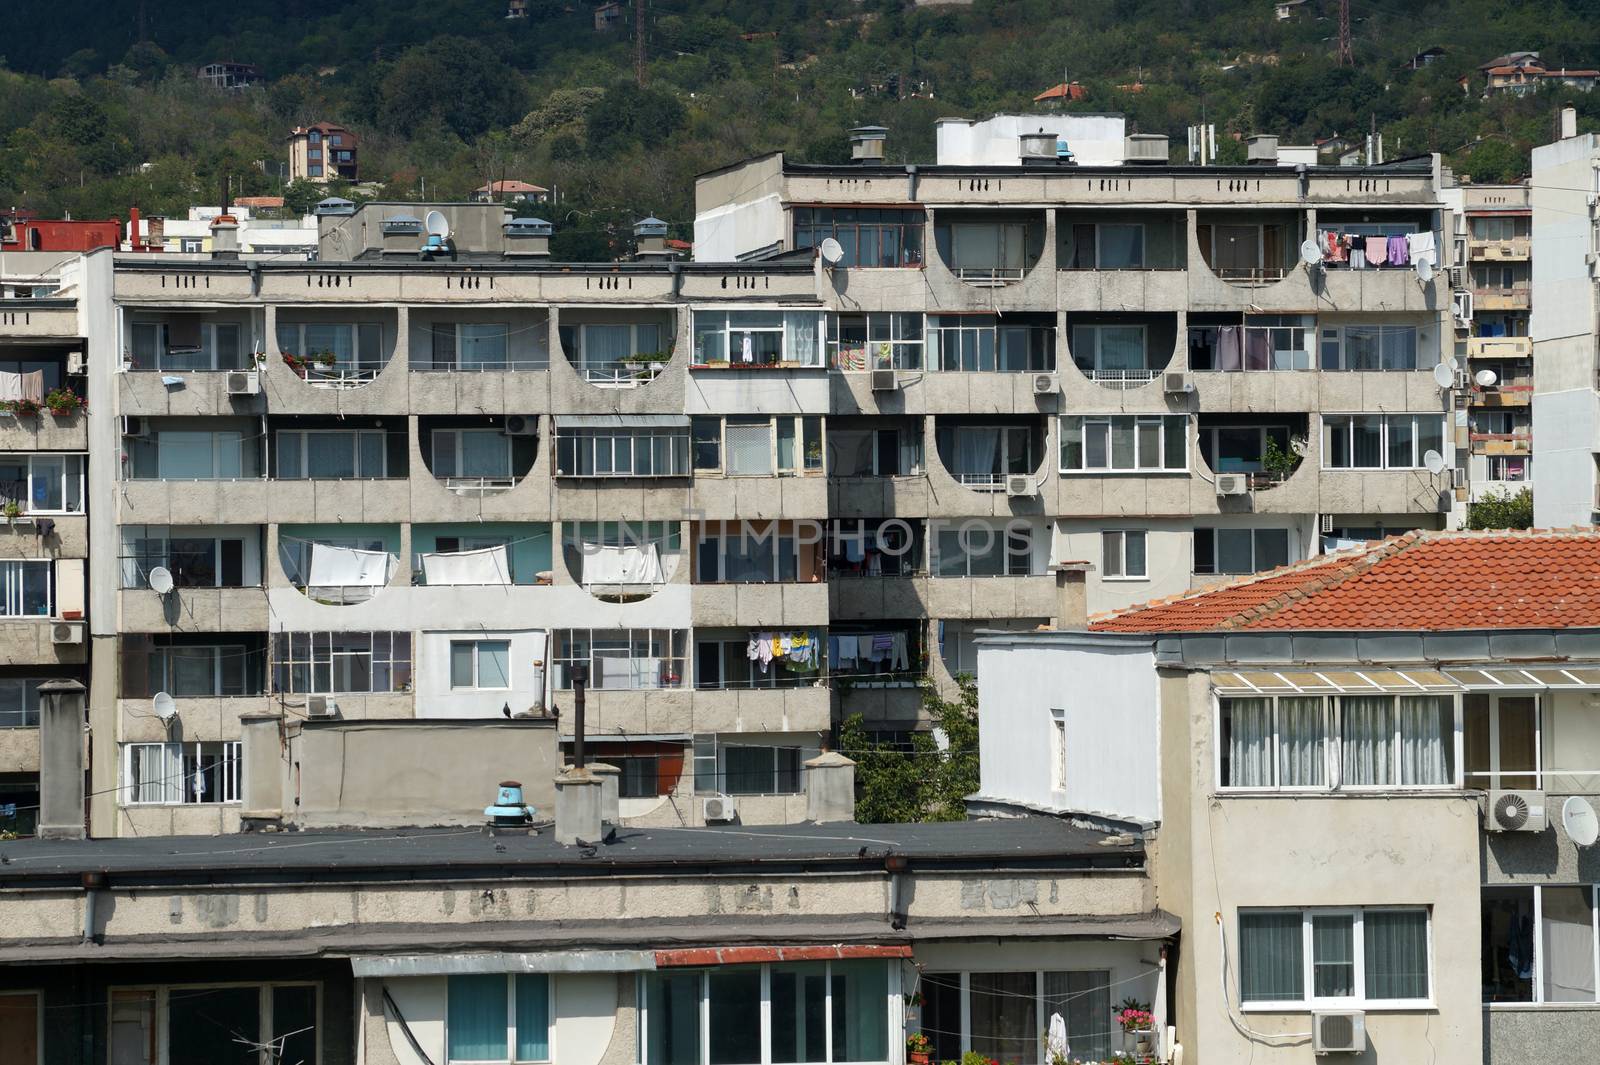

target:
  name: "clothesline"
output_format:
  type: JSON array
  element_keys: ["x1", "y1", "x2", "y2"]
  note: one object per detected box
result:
[
  {"x1": 1318, "y1": 229, "x2": 1435, "y2": 269},
  {"x1": 829, "y1": 631, "x2": 912, "y2": 671},
  {"x1": 747, "y1": 630, "x2": 821, "y2": 673}
]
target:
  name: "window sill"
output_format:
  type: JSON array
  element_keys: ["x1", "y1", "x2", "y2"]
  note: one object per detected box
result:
[
  {"x1": 689, "y1": 363, "x2": 826, "y2": 371},
  {"x1": 1241, "y1": 1001, "x2": 1435, "y2": 1014},
  {"x1": 1103, "y1": 576, "x2": 1151, "y2": 583},
  {"x1": 123, "y1": 801, "x2": 242, "y2": 809},
  {"x1": 1060, "y1": 469, "x2": 1190, "y2": 476},
  {"x1": 1214, "y1": 788, "x2": 1474, "y2": 799},
  {"x1": 1485, "y1": 1001, "x2": 1600, "y2": 1011}
]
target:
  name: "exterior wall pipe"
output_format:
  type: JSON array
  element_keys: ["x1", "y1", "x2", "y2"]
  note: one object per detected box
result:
[{"x1": 906, "y1": 165, "x2": 919, "y2": 201}]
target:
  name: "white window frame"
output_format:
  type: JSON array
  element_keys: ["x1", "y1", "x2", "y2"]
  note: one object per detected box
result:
[
  {"x1": 1237, "y1": 906, "x2": 1434, "y2": 1012},
  {"x1": 930, "y1": 521, "x2": 1037, "y2": 578},
  {"x1": 693, "y1": 415, "x2": 825, "y2": 478},
  {"x1": 1318, "y1": 324, "x2": 1425, "y2": 372},
  {"x1": 276, "y1": 429, "x2": 388, "y2": 479},
  {"x1": 1061, "y1": 415, "x2": 1188, "y2": 473},
  {"x1": 828, "y1": 312, "x2": 924, "y2": 371},
  {"x1": 1070, "y1": 323, "x2": 1149, "y2": 379},
  {"x1": 444, "y1": 973, "x2": 554, "y2": 1065},
  {"x1": 1322, "y1": 413, "x2": 1446, "y2": 470},
  {"x1": 450, "y1": 639, "x2": 512, "y2": 691},
  {"x1": 946, "y1": 424, "x2": 1034, "y2": 486},
  {"x1": 1464, "y1": 691, "x2": 1542, "y2": 789},
  {"x1": 0, "y1": 453, "x2": 85, "y2": 514},
  {"x1": 555, "y1": 426, "x2": 692, "y2": 478},
  {"x1": 120, "y1": 529, "x2": 253, "y2": 590},
  {"x1": 691, "y1": 309, "x2": 825, "y2": 367},
  {"x1": 0, "y1": 560, "x2": 51, "y2": 617},
  {"x1": 1482, "y1": 884, "x2": 1600, "y2": 1006},
  {"x1": 564, "y1": 321, "x2": 665, "y2": 382},
  {"x1": 553, "y1": 628, "x2": 687, "y2": 691},
  {"x1": 275, "y1": 320, "x2": 386, "y2": 380},
  {"x1": 1101, "y1": 529, "x2": 1148, "y2": 580},
  {"x1": 1050, "y1": 708, "x2": 1068, "y2": 790},
  {"x1": 122, "y1": 740, "x2": 242, "y2": 805},
  {"x1": 272, "y1": 631, "x2": 413, "y2": 695},
  {"x1": 129, "y1": 320, "x2": 244, "y2": 371}
]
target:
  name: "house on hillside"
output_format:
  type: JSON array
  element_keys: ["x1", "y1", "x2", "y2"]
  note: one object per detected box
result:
[
  {"x1": 471, "y1": 179, "x2": 550, "y2": 205},
  {"x1": 1480, "y1": 51, "x2": 1600, "y2": 95},
  {"x1": 287, "y1": 122, "x2": 358, "y2": 183},
  {"x1": 1404, "y1": 46, "x2": 1446, "y2": 70},
  {"x1": 197, "y1": 61, "x2": 261, "y2": 90},
  {"x1": 594, "y1": 1, "x2": 624, "y2": 31},
  {"x1": 1033, "y1": 81, "x2": 1087, "y2": 106}
]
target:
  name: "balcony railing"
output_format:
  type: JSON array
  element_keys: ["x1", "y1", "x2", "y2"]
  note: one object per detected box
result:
[
  {"x1": 1466, "y1": 336, "x2": 1533, "y2": 359},
  {"x1": 440, "y1": 475, "x2": 517, "y2": 494},
  {"x1": 1084, "y1": 368, "x2": 1159, "y2": 387},
  {"x1": 1469, "y1": 238, "x2": 1531, "y2": 260}
]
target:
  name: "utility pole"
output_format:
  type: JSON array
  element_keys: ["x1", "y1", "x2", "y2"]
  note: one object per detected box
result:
[
  {"x1": 1337, "y1": 0, "x2": 1354, "y2": 68},
  {"x1": 634, "y1": 0, "x2": 646, "y2": 87}
]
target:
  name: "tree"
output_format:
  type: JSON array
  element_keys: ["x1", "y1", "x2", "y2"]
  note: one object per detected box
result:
[
  {"x1": 585, "y1": 83, "x2": 686, "y2": 154},
  {"x1": 1459, "y1": 138, "x2": 1526, "y2": 184},
  {"x1": 840, "y1": 676, "x2": 980, "y2": 823},
  {"x1": 282, "y1": 179, "x2": 325, "y2": 216},
  {"x1": 1467, "y1": 487, "x2": 1533, "y2": 530},
  {"x1": 376, "y1": 37, "x2": 526, "y2": 141}
]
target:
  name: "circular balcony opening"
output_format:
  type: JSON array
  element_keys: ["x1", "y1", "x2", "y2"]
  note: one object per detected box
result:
[
  {"x1": 1198, "y1": 414, "x2": 1310, "y2": 489},
  {"x1": 1067, "y1": 313, "x2": 1177, "y2": 388},
  {"x1": 278, "y1": 525, "x2": 401, "y2": 605},
  {"x1": 1197, "y1": 211, "x2": 1303, "y2": 286},
  {"x1": 562, "y1": 521, "x2": 681, "y2": 603},
  {"x1": 419, "y1": 416, "x2": 538, "y2": 495},
  {"x1": 276, "y1": 317, "x2": 396, "y2": 388},
  {"x1": 934, "y1": 211, "x2": 1045, "y2": 286},
  {"x1": 933, "y1": 416, "x2": 1048, "y2": 491},
  {"x1": 560, "y1": 313, "x2": 676, "y2": 388}
]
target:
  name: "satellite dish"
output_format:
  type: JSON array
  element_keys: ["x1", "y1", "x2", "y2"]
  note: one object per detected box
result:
[
  {"x1": 152, "y1": 691, "x2": 177, "y2": 722},
  {"x1": 424, "y1": 210, "x2": 450, "y2": 239},
  {"x1": 1415, "y1": 256, "x2": 1435, "y2": 284},
  {"x1": 818, "y1": 237, "x2": 845, "y2": 266},
  {"x1": 1475, "y1": 368, "x2": 1498, "y2": 388},
  {"x1": 1431, "y1": 362, "x2": 1455, "y2": 389},
  {"x1": 148, "y1": 566, "x2": 175, "y2": 596},
  {"x1": 1422, "y1": 449, "x2": 1446, "y2": 475},
  {"x1": 1564, "y1": 795, "x2": 1600, "y2": 847},
  {"x1": 1299, "y1": 238, "x2": 1323, "y2": 266}
]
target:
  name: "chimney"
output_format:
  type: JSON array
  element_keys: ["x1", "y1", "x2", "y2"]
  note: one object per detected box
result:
[
  {"x1": 1051, "y1": 561, "x2": 1091, "y2": 630},
  {"x1": 1018, "y1": 130, "x2": 1057, "y2": 165},
  {"x1": 128, "y1": 206, "x2": 142, "y2": 251},
  {"x1": 1560, "y1": 105, "x2": 1578, "y2": 139},
  {"x1": 210, "y1": 214, "x2": 240, "y2": 259},
  {"x1": 633, "y1": 216, "x2": 674, "y2": 260},
  {"x1": 849, "y1": 126, "x2": 888, "y2": 163},
  {"x1": 804, "y1": 749, "x2": 857, "y2": 823},
  {"x1": 504, "y1": 216, "x2": 553, "y2": 258},
  {"x1": 587, "y1": 761, "x2": 620, "y2": 828},
  {"x1": 554, "y1": 665, "x2": 604, "y2": 844},
  {"x1": 379, "y1": 213, "x2": 424, "y2": 257},
  {"x1": 37, "y1": 679, "x2": 86, "y2": 840},
  {"x1": 1246, "y1": 134, "x2": 1280, "y2": 165}
]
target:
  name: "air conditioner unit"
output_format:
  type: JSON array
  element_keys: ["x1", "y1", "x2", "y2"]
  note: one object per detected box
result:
[
  {"x1": 1005, "y1": 474, "x2": 1035, "y2": 497},
  {"x1": 870, "y1": 368, "x2": 898, "y2": 391},
  {"x1": 225, "y1": 369, "x2": 260, "y2": 395},
  {"x1": 1215, "y1": 473, "x2": 1249, "y2": 496},
  {"x1": 503, "y1": 415, "x2": 538, "y2": 436},
  {"x1": 1163, "y1": 371, "x2": 1194, "y2": 394},
  {"x1": 1489, "y1": 789, "x2": 1547, "y2": 832},
  {"x1": 702, "y1": 794, "x2": 737, "y2": 823},
  {"x1": 1312, "y1": 1011, "x2": 1367, "y2": 1055},
  {"x1": 306, "y1": 695, "x2": 336, "y2": 719},
  {"x1": 1031, "y1": 373, "x2": 1057, "y2": 395},
  {"x1": 66, "y1": 352, "x2": 86, "y2": 375},
  {"x1": 1454, "y1": 369, "x2": 1471, "y2": 391},
  {"x1": 120, "y1": 415, "x2": 147, "y2": 438},
  {"x1": 1320, "y1": 513, "x2": 1334, "y2": 534},
  {"x1": 1446, "y1": 265, "x2": 1464, "y2": 289},
  {"x1": 51, "y1": 621, "x2": 84, "y2": 645},
  {"x1": 1452, "y1": 468, "x2": 1468, "y2": 489},
  {"x1": 1452, "y1": 288, "x2": 1474, "y2": 324}
]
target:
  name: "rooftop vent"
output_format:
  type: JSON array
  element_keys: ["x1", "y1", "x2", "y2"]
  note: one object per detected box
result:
[
  {"x1": 484, "y1": 780, "x2": 535, "y2": 827},
  {"x1": 314, "y1": 197, "x2": 356, "y2": 217},
  {"x1": 850, "y1": 125, "x2": 888, "y2": 163},
  {"x1": 504, "y1": 216, "x2": 553, "y2": 258},
  {"x1": 1124, "y1": 134, "x2": 1170, "y2": 165},
  {"x1": 379, "y1": 214, "x2": 423, "y2": 235},
  {"x1": 1019, "y1": 130, "x2": 1059, "y2": 165},
  {"x1": 1246, "y1": 134, "x2": 1280, "y2": 164},
  {"x1": 634, "y1": 215, "x2": 674, "y2": 260}
]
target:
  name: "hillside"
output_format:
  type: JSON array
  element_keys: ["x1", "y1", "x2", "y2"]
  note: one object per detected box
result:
[{"x1": 5, "y1": 0, "x2": 1600, "y2": 254}]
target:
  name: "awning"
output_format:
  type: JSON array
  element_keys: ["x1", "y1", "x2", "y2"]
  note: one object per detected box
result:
[
  {"x1": 1443, "y1": 666, "x2": 1600, "y2": 689},
  {"x1": 553, "y1": 414, "x2": 690, "y2": 429},
  {"x1": 1211, "y1": 669, "x2": 1462, "y2": 695}
]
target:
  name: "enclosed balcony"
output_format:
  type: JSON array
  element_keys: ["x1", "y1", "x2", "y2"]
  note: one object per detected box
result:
[
  {"x1": 560, "y1": 309, "x2": 675, "y2": 385},
  {"x1": 1057, "y1": 210, "x2": 1185, "y2": 270},
  {"x1": 828, "y1": 417, "x2": 924, "y2": 478},
  {"x1": 551, "y1": 627, "x2": 687, "y2": 691},
  {"x1": 127, "y1": 310, "x2": 257, "y2": 372},
  {"x1": 410, "y1": 311, "x2": 549, "y2": 372},
  {"x1": 419, "y1": 416, "x2": 537, "y2": 495},
  {"x1": 118, "y1": 632, "x2": 269, "y2": 701},
  {"x1": 694, "y1": 627, "x2": 826, "y2": 691},
  {"x1": 1197, "y1": 211, "x2": 1302, "y2": 284},
  {"x1": 793, "y1": 206, "x2": 925, "y2": 268},
  {"x1": 827, "y1": 312, "x2": 924, "y2": 371},
  {"x1": 933, "y1": 210, "x2": 1046, "y2": 286},
  {"x1": 690, "y1": 309, "x2": 824, "y2": 369},
  {"x1": 1467, "y1": 214, "x2": 1530, "y2": 261},
  {"x1": 1469, "y1": 409, "x2": 1531, "y2": 455},
  {"x1": 125, "y1": 417, "x2": 265, "y2": 481},
  {"x1": 1068, "y1": 313, "x2": 1176, "y2": 386},
  {"x1": 1188, "y1": 314, "x2": 1313, "y2": 372},
  {"x1": 1472, "y1": 262, "x2": 1531, "y2": 312},
  {"x1": 119, "y1": 524, "x2": 266, "y2": 629},
  {"x1": 274, "y1": 310, "x2": 397, "y2": 387},
  {"x1": 928, "y1": 313, "x2": 1054, "y2": 373}
]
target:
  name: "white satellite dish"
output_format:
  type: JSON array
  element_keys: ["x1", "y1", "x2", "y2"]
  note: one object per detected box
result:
[
  {"x1": 424, "y1": 210, "x2": 450, "y2": 239},
  {"x1": 1415, "y1": 256, "x2": 1435, "y2": 284},
  {"x1": 1299, "y1": 238, "x2": 1323, "y2": 266},
  {"x1": 148, "y1": 566, "x2": 175, "y2": 596},
  {"x1": 1475, "y1": 368, "x2": 1499, "y2": 388},
  {"x1": 152, "y1": 691, "x2": 177, "y2": 722},
  {"x1": 1422, "y1": 449, "x2": 1446, "y2": 475},
  {"x1": 1431, "y1": 362, "x2": 1455, "y2": 389},
  {"x1": 1563, "y1": 795, "x2": 1600, "y2": 847},
  {"x1": 818, "y1": 237, "x2": 844, "y2": 267}
]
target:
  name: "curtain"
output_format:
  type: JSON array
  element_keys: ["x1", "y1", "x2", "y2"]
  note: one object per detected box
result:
[
  {"x1": 953, "y1": 224, "x2": 1002, "y2": 272},
  {"x1": 1044, "y1": 970, "x2": 1110, "y2": 1062},
  {"x1": 954, "y1": 428, "x2": 1001, "y2": 480},
  {"x1": 515, "y1": 974, "x2": 550, "y2": 1060},
  {"x1": 461, "y1": 324, "x2": 508, "y2": 369},
  {"x1": 462, "y1": 431, "x2": 511, "y2": 478},
  {"x1": 1244, "y1": 328, "x2": 1271, "y2": 371},
  {"x1": 968, "y1": 972, "x2": 1037, "y2": 1065},
  {"x1": 1100, "y1": 225, "x2": 1142, "y2": 268},
  {"x1": 785, "y1": 313, "x2": 820, "y2": 366},
  {"x1": 307, "y1": 434, "x2": 356, "y2": 479},
  {"x1": 1278, "y1": 697, "x2": 1325, "y2": 786},
  {"x1": 1312, "y1": 914, "x2": 1355, "y2": 998},
  {"x1": 1225, "y1": 698, "x2": 1273, "y2": 786},
  {"x1": 1541, "y1": 888, "x2": 1596, "y2": 1003},
  {"x1": 448, "y1": 975, "x2": 508, "y2": 1061},
  {"x1": 1365, "y1": 910, "x2": 1431, "y2": 1001},
  {"x1": 133, "y1": 743, "x2": 182, "y2": 804},
  {"x1": 1399, "y1": 696, "x2": 1452, "y2": 785},
  {"x1": 1239, "y1": 912, "x2": 1303, "y2": 1002},
  {"x1": 1217, "y1": 326, "x2": 1242, "y2": 371},
  {"x1": 1100, "y1": 326, "x2": 1145, "y2": 371},
  {"x1": 771, "y1": 964, "x2": 827, "y2": 1064},
  {"x1": 1341, "y1": 696, "x2": 1394, "y2": 785},
  {"x1": 830, "y1": 960, "x2": 887, "y2": 1062}
]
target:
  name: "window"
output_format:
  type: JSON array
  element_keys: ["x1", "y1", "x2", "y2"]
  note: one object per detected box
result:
[
  {"x1": 555, "y1": 425, "x2": 691, "y2": 477},
  {"x1": 692, "y1": 311, "x2": 824, "y2": 367},
  {"x1": 433, "y1": 429, "x2": 513, "y2": 483},
  {"x1": 446, "y1": 974, "x2": 550, "y2": 1064},
  {"x1": 1218, "y1": 695, "x2": 1455, "y2": 789},
  {"x1": 1069, "y1": 222, "x2": 1145, "y2": 268},
  {"x1": 108, "y1": 984, "x2": 319, "y2": 1065},
  {"x1": 124, "y1": 741, "x2": 241, "y2": 804},
  {"x1": 0, "y1": 679, "x2": 43, "y2": 727},
  {"x1": 1189, "y1": 316, "x2": 1312, "y2": 371},
  {"x1": 275, "y1": 321, "x2": 385, "y2": 379},
  {"x1": 274, "y1": 429, "x2": 387, "y2": 480},
  {"x1": 1464, "y1": 693, "x2": 1539, "y2": 790},
  {"x1": 0, "y1": 561, "x2": 49, "y2": 617},
  {"x1": 560, "y1": 321, "x2": 664, "y2": 382},
  {"x1": 1102, "y1": 530, "x2": 1147, "y2": 579},
  {"x1": 307, "y1": 148, "x2": 322, "y2": 161},
  {"x1": 947, "y1": 221, "x2": 1027, "y2": 280},
  {"x1": 937, "y1": 425, "x2": 1037, "y2": 485},
  {"x1": 1071, "y1": 324, "x2": 1148, "y2": 378},
  {"x1": 928, "y1": 316, "x2": 1054, "y2": 372},
  {"x1": 1239, "y1": 907, "x2": 1431, "y2": 1008},
  {"x1": 136, "y1": 319, "x2": 244, "y2": 372},
  {"x1": 0, "y1": 453, "x2": 84, "y2": 513},
  {"x1": 793, "y1": 206, "x2": 924, "y2": 267},
  {"x1": 121, "y1": 528, "x2": 251, "y2": 589},
  {"x1": 308, "y1": 131, "x2": 321, "y2": 144},
  {"x1": 308, "y1": 164, "x2": 323, "y2": 178},
  {"x1": 695, "y1": 523, "x2": 817, "y2": 583},
  {"x1": 828, "y1": 313, "x2": 923, "y2": 370},
  {"x1": 128, "y1": 430, "x2": 256, "y2": 480},
  {"x1": 1484, "y1": 885, "x2": 1599, "y2": 1004},
  {"x1": 691, "y1": 737, "x2": 806, "y2": 793},
  {"x1": 1319, "y1": 325, "x2": 1428, "y2": 371},
  {"x1": 427, "y1": 323, "x2": 523, "y2": 370},
  {"x1": 451, "y1": 640, "x2": 511, "y2": 690},
  {"x1": 694, "y1": 636, "x2": 821, "y2": 691},
  {"x1": 642, "y1": 961, "x2": 888, "y2": 1065},
  {"x1": 920, "y1": 970, "x2": 1110, "y2": 1063},
  {"x1": 1199, "y1": 424, "x2": 1293, "y2": 475},
  {"x1": 1194, "y1": 528, "x2": 1292, "y2": 575},
  {"x1": 121, "y1": 640, "x2": 254, "y2": 698},
  {"x1": 1471, "y1": 216, "x2": 1528, "y2": 242},
  {"x1": 828, "y1": 520, "x2": 920, "y2": 577},
  {"x1": 931, "y1": 521, "x2": 1037, "y2": 577},
  {"x1": 329, "y1": 134, "x2": 342, "y2": 146},
  {"x1": 553, "y1": 629, "x2": 686, "y2": 690},
  {"x1": 1061, "y1": 415, "x2": 1187, "y2": 472},
  {"x1": 689, "y1": 416, "x2": 823, "y2": 477},
  {"x1": 272, "y1": 632, "x2": 413, "y2": 694},
  {"x1": 1323, "y1": 414, "x2": 1444, "y2": 470},
  {"x1": 1050, "y1": 708, "x2": 1068, "y2": 790}
]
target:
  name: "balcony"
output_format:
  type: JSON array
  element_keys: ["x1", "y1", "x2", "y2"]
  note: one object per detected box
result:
[
  {"x1": 1467, "y1": 336, "x2": 1533, "y2": 360},
  {"x1": 561, "y1": 311, "x2": 676, "y2": 386},
  {"x1": 274, "y1": 312, "x2": 397, "y2": 390},
  {"x1": 1471, "y1": 431, "x2": 1532, "y2": 456},
  {"x1": 1470, "y1": 385, "x2": 1532, "y2": 408},
  {"x1": 1068, "y1": 313, "x2": 1177, "y2": 389},
  {"x1": 1473, "y1": 285, "x2": 1532, "y2": 312},
  {"x1": 932, "y1": 211, "x2": 1046, "y2": 287},
  {"x1": 1469, "y1": 237, "x2": 1531, "y2": 261},
  {"x1": 689, "y1": 310, "x2": 824, "y2": 371}
]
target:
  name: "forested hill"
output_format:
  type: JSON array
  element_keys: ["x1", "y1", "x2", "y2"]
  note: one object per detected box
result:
[{"x1": 5, "y1": 0, "x2": 1600, "y2": 256}]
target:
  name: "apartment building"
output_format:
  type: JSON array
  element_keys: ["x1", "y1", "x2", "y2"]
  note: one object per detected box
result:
[
  {"x1": 976, "y1": 529, "x2": 1600, "y2": 1065},
  {"x1": 289, "y1": 122, "x2": 359, "y2": 183},
  {"x1": 1531, "y1": 119, "x2": 1600, "y2": 527}
]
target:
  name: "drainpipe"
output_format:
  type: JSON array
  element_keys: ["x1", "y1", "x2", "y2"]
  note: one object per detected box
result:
[
  {"x1": 885, "y1": 853, "x2": 909, "y2": 930},
  {"x1": 905, "y1": 165, "x2": 919, "y2": 201},
  {"x1": 668, "y1": 260, "x2": 683, "y2": 298},
  {"x1": 571, "y1": 664, "x2": 588, "y2": 770},
  {"x1": 81, "y1": 870, "x2": 105, "y2": 944}
]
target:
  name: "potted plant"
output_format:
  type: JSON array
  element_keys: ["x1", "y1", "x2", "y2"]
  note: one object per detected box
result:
[
  {"x1": 906, "y1": 1033, "x2": 931, "y2": 1065},
  {"x1": 2, "y1": 500, "x2": 19, "y2": 526},
  {"x1": 1, "y1": 398, "x2": 41, "y2": 418},
  {"x1": 1256, "y1": 434, "x2": 1304, "y2": 487},
  {"x1": 1117, "y1": 998, "x2": 1154, "y2": 1056},
  {"x1": 44, "y1": 388, "x2": 82, "y2": 416},
  {"x1": 282, "y1": 352, "x2": 310, "y2": 378},
  {"x1": 312, "y1": 348, "x2": 339, "y2": 369}
]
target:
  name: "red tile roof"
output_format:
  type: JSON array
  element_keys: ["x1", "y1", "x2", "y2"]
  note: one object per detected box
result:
[
  {"x1": 1089, "y1": 529, "x2": 1600, "y2": 633},
  {"x1": 1034, "y1": 82, "x2": 1087, "y2": 102}
]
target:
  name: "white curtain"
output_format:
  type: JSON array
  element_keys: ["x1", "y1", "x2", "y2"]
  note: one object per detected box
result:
[
  {"x1": 421, "y1": 545, "x2": 511, "y2": 586},
  {"x1": 1226, "y1": 698, "x2": 1273, "y2": 787},
  {"x1": 1541, "y1": 887, "x2": 1597, "y2": 1002},
  {"x1": 725, "y1": 423, "x2": 773, "y2": 475},
  {"x1": 784, "y1": 313, "x2": 820, "y2": 366},
  {"x1": 1341, "y1": 695, "x2": 1394, "y2": 785},
  {"x1": 1278, "y1": 697, "x2": 1325, "y2": 786},
  {"x1": 1399, "y1": 696, "x2": 1452, "y2": 785},
  {"x1": 955, "y1": 428, "x2": 1001, "y2": 480},
  {"x1": 1365, "y1": 910, "x2": 1431, "y2": 1001}
]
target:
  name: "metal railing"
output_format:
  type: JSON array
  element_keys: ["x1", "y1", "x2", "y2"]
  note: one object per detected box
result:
[
  {"x1": 441, "y1": 475, "x2": 517, "y2": 494},
  {"x1": 412, "y1": 359, "x2": 549, "y2": 373},
  {"x1": 1085, "y1": 368, "x2": 1160, "y2": 387}
]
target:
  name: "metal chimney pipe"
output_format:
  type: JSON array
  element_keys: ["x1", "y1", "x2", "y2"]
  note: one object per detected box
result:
[{"x1": 570, "y1": 664, "x2": 589, "y2": 769}]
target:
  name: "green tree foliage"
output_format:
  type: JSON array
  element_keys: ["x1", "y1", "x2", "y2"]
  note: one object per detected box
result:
[
  {"x1": 1467, "y1": 487, "x2": 1534, "y2": 530},
  {"x1": 841, "y1": 676, "x2": 980, "y2": 824},
  {"x1": 282, "y1": 179, "x2": 326, "y2": 215},
  {"x1": 1461, "y1": 138, "x2": 1527, "y2": 183},
  {"x1": 371, "y1": 37, "x2": 526, "y2": 141},
  {"x1": 585, "y1": 84, "x2": 686, "y2": 154}
]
